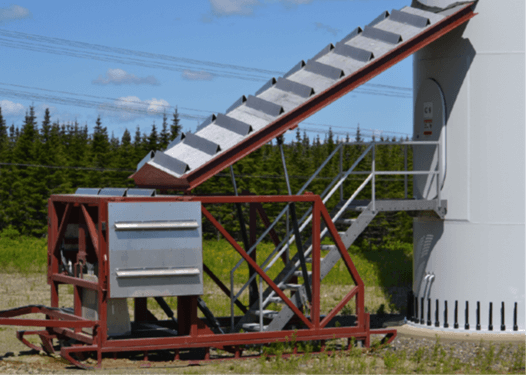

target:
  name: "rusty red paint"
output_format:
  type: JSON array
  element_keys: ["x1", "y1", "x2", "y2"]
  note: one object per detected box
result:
[{"x1": 4, "y1": 193, "x2": 401, "y2": 369}]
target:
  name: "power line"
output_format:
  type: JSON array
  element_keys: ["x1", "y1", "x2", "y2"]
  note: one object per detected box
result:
[
  {"x1": 0, "y1": 29, "x2": 284, "y2": 76},
  {"x1": 0, "y1": 28, "x2": 413, "y2": 92},
  {"x1": 0, "y1": 84, "x2": 409, "y2": 137}
]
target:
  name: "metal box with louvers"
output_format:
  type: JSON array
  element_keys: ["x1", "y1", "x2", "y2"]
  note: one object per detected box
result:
[{"x1": 108, "y1": 201, "x2": 203, "y2": 298}]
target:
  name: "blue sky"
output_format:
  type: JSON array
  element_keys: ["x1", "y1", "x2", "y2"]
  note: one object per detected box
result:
[{"x1": 0, "y1": 0, "x2": 414, "y2": 142}]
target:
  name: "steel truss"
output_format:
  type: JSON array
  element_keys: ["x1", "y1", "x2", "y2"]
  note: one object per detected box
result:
[{"x1": 0, "y1": 193, "x2": 395, "y2": 369}]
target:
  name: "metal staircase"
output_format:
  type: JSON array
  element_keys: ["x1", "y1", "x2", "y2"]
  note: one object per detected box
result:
[{"x1": 230, "y1": 140, "x2": 446, "y2": 333}]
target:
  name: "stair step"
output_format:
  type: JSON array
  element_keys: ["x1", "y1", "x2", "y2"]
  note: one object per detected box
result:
[
  {"x1": 306, "y1": 257, "x2": 325, "y2": 263},
  {"x1": 281, "y1": 283, "x2": 302, "y2": 291},
  {"x1": 337, "y1": 200, "x2": 370, "y2": 211},
  {"x1": 321, "y1": 244, "x2": 336, "y2": 251},
  {"x1": 249, "y1": 309, "x2": 279, "y2": 319},
  {"x1": 335, "y1": 218, "x2": 357, "y2": 225},
  {"x1": 268, "y1": 297, "x2": 286, "y2": 304},
  {"x1": 294, "y1": 270, "x2": 312, "y2": 277},
  {"x1": 242, "y1": 323, "x2": 268, "y2": 332}
]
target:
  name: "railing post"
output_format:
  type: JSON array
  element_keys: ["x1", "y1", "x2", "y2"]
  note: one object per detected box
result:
[
  {"x1": 339, "y1": 145, "x2": 344, "y2": 202},
  {"x1": 404, "y1": 145, "x2": 408, "y2": 199},
  {"x1": 437, "y1": 142, "x2": 442, "y2": 209},
  {"x1": 371, "y1": 142, "x2": 376, "y2": 213}
]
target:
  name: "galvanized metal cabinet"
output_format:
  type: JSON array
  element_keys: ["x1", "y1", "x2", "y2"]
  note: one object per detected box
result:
[{"x1": 107, "y1": 201, "x2": 203, "y2": 298}]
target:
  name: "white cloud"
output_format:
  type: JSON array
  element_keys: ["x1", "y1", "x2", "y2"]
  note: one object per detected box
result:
[
  {"x1": 210, "y1": 0, "x2": 260, "y2": 16},
  {"x1": 99, "y1": 96, "x2": 171, "y2": 122},
  {"x1": 0, "y1": 5, "x2": 32, "y2": 24},
  {"x1": 315, "y1": 21, "x2": 340, "y2": 36},
  {"x1": 203, "y1": 0, "x2": 339, "y2": 21},
  {"x1": 0, "y1": 100, "x2": 25, "y2": 116},
  {"x1": 182, "y1": 70, "x2": 214, "y2": 81},
  {"x1": 92, "y1": 68, "x2": 160, "y2": 86}
]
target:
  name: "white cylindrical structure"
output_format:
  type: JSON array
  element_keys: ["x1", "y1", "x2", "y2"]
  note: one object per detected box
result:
[{"x1": 411, "y1": 0, "x2": 525, "y2": 333}]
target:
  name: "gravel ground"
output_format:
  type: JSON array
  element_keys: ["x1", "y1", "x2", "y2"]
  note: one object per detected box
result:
[{"x1": 0, "y1": 273, "x2": 523, "y2": 373}]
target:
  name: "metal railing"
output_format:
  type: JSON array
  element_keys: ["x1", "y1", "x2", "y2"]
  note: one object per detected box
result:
[{"x1": 229, "y1": 140, "x2": 442, "y2": 330}]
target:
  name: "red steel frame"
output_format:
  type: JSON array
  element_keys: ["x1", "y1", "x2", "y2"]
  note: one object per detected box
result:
[{"x1": 1, "y1": 193, "x2": 396, "y2": 369}]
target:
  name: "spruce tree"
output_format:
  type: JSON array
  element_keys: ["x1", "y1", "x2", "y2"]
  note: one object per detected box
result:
[
  {"x1": 160, "y1": 113, "x2": 170, "y2": 149},
  {"x1": 148, "y1": 122, "x2": 158, "y2": 151},
  {"x1": 355, "y1": 124, "x2": 362, "y2": 142},
  {"x1": 0, "y1": 107, "x2": 7, "y2": 156},
  {"x1": 170, "y1": 107, "x2": 181, "y2": 140}
]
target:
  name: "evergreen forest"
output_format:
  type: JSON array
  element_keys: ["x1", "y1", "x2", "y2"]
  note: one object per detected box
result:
[{"x1": 0, "y1": 106, "x2": 414, "y2": 245}]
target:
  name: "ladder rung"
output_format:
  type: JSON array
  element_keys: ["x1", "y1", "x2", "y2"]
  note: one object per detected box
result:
[
  {"x1": 320, "y1": 244, "x2": 336, "y2": 250},
  {"x1": 242, "y1": 323, "x2": 268, "y2": 331}
]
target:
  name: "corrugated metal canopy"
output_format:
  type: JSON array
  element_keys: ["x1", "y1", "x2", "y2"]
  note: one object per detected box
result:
[{"x1": 131, "y1": 3, "x2": 475, "y2": 191}]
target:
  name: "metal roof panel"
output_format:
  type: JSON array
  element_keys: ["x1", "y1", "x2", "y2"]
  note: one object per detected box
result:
[
  {"x1": 165, "y1": 143, "x2": 214, "y2": 171},
  {"x1": 317, "y1": 53, "x2": 367, "y2": 76},
  {"x1": 390, "y1": 9, "x2": 430, "y2": 28},
  {"x1": 151, "y1": 151, "x2": 189, "y2": 176},
  {"x1": 195, "y1": 123, "x2": 246, "y2": 151},
  {"x1": 373, "y1": 19, "x2": 424, "y2": 41},
  {"x1": 227, "y1": 105, "x2": 274, "y2": 131},
  {"x1": 132, "y1": 3, "x2": 475, "y2": 190},
  {"x1": 214, "y1": 113, "x2": 252, "y2": 135},
  {"x1": 400, "y1": 6, "x2": 444, "y2": 24},
  {"x1": 183, "y1": 132, "x2": 221, "y2": 156},
  {"x1": 257, "y1": 87, "x2": 309, "y2": 113},
  {"x1": 285, "y1": 69, "x2": 336, "y2": 93},
  {"x1": 362, "y1": 25, "x2": 403, "y2": 44},
  {"x1": 333, "y1": 43, "x2": 374, "y2": 62},
  {"x1": 345, "y1": 34, "x2": 394, "y2": 59}
]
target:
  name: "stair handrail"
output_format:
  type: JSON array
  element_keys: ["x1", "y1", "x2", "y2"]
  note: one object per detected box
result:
[
  {"x1": 231, "y1": 143, "x2": 372, "y2": 307},
  {"x1": 261, "y1": 173, "x2": 373, "y2": 308},
  {"x1": 229, "y1": 143, "x2": 344, "y2": 313},
  {"x1": 260, "y1": 141, "x2": 441, "y2": 307},
  {"x1": 232, "y1": 139, "x2": 442, "y2": 321}
]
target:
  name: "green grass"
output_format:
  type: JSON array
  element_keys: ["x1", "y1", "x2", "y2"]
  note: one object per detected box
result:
[
  {"x1": 0, "y1": 226, "x2": 47, "y2": 273},
  {"x1": 0, "y1": 228, "x2": 412, "y2": 291}
]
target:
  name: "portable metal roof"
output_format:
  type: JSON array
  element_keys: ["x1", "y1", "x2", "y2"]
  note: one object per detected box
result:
[{"x1": 131, "y1": 3, "x2": 475, "y2": 191}]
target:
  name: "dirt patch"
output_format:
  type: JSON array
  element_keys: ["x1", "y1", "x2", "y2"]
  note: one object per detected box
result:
[{"x1": 0, "y1": 272, "x2": 411, "y2": 373}]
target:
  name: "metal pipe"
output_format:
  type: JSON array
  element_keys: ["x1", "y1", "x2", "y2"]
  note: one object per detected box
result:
[
  {"x1": 404, "y1": 145, "x2": 408, "y2": 199},
  {"x1": 230, "y1": 165, "x2": 256, "y2": 306},
  {"x1": 489, "y1": 302, "x2": 493, "y2": 331},
  {"x1": 427, "y1": 298, "x2": 431, "y2": 326},
  {"x1": 444, "y1": 300, "x2": 449, "y2": 328},
  {"x1": 514, "y1": 302, "x2": 518, "y2": 331},
  {"x1": 414, "y1": 296, "x2": 419, "y2": 323},
  {"x1": 420, "y1": 297, "x2": 424, "y2": 324},
  {"x1": 372, "y1": 143, "x2": 376, "y2": 213},
  {"x1": 465, "y1": 301, "x2": 470, "y2": 330},
  {"x1": 339, "y1": 145, "x2": 343, "y2": 202},
  {"x1": 259, "y1": 275, "x2": 263, "y2": 332},
  {"x1": 435, "y1": 299, "x2": 439, "y2": 327},
  {"x1": 346, "y1": 171, "x2": 439, "y2": 175},
  {"x1": 278, "y1": 137, "x2": 292, "y2": 196},
  {"x1": 501, "y1": 302, "x2": 506, "y2": 331},
  {"x1": 407, "y1": 291, "x2": 413, "y2": 322},
  {"x1": 454, "y1": 300, "x2": 459, "y2": 329},
  {"x1": 476, "y1": 301, "x2": 481, "y2": 330}
]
